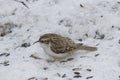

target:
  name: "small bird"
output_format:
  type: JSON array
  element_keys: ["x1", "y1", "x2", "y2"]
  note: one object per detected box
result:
[{"x1": 34, "y1": 33, "x2": 97, "y2": 61}]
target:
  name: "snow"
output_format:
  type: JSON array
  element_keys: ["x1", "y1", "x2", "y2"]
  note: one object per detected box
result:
[{"x1": 0, "y1": 0, "x2": 120, "y2": 80}]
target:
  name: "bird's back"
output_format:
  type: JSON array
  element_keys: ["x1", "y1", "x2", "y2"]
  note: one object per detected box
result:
[{"x1": 47, "y1": 34, "x2": 77, "y2": 54}]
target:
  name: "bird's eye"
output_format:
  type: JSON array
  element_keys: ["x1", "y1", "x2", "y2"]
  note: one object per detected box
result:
[
  {"x1": 40, "y1": 39, "x2": 45, "y2": 43},
  {"x1": 40, "y1": 39, "x2": 49, "y2": 44}
]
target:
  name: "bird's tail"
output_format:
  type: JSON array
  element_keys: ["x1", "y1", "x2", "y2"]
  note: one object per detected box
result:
[{"x1": 77, "y1": 45, "x2": 97, "y2": 51}]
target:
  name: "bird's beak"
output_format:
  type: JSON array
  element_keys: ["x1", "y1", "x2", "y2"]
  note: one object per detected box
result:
[{"x1": 32, "y1": 40, "x2": 39, "y2": 45}]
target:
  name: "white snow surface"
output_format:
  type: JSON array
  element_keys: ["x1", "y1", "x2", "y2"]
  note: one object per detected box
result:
[{"x1": 0, "y1": 0, "x2": 120, "y2": 80}]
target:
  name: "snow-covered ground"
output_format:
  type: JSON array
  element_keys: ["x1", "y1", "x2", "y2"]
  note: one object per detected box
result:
[{"x1": 0, "y1": 0, "x2": 120, "y2": 80}]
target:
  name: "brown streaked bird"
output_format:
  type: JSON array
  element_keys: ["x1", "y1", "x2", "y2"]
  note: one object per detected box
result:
[{"x1": 34, "y1": 33, "x2": 97, "y2": 61}]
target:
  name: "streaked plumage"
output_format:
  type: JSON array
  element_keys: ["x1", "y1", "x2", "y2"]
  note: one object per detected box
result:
[{"x1": 35, "y1": 33, "x2": 97, "y2": 59}]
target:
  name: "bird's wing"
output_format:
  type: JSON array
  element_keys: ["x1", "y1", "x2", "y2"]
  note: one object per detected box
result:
[{"x1": 50, "y1": 37, "x2": 76, "y2": 54}]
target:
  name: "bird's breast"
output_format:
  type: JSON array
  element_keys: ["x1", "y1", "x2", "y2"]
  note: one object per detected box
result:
[{"x1": 40, "y1": 43, "x2": 69, "y2": 59}]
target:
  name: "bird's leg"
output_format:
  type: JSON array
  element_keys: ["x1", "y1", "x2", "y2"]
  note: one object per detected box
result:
[
  {"x1": 47, "y1": 58, "x2": 67, "y2": 62},
  {"x1": 59, "y1": 58, "x2": 74, "y2": 62},
  {"x1": 46, "y1": 55, "x2": 74, "y2": 63},
  {"x1": 47, "y1": 59, "x2": 56, "y2": 62}
]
